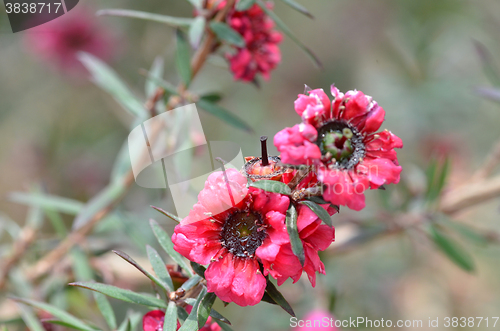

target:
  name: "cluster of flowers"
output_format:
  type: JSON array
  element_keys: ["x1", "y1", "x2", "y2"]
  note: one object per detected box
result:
[
  {"x1": 203, "y1": 0, "x2": 282, "y2": 82},
  {"x1": 171, "y1": 85, "x2": 403, "y2": 307}
]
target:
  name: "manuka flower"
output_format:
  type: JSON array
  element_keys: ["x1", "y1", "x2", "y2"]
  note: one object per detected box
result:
[
  {"x1": 274, "y1": 86, "x2": 403, "y2": 211},
  {"x1": 226, "y1": 2, "x2": 282, "y2": 81},
  {"x1": 171, "y1": 169, "x2": 293, "y2": 306},
  {"x1": 25, "y1": 9, "x2": 117, "y2": 72}
]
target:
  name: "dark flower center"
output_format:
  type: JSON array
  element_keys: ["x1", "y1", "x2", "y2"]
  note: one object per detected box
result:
[
  {"x1": 220, "y1": 211, "x2": 266, "y2": 258},
  {"x1": 316, "y1": 120, "x2": 365, "y2": 169}
]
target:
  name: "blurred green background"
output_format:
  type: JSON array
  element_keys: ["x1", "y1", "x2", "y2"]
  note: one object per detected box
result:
[{"x1": 1, "y1": 0, "x2": 500, "y2": 330}]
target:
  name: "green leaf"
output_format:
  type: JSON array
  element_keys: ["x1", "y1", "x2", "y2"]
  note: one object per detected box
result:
[
  {"x1": 147, "y1": 245, "x2": 174, "y2": 291},
  {"x1": 44, "y1": 208, "x2": 67, "y2": 238},
  {"x1": 145, "y1": 56, "x2": 165, "y2": 98},
  {"x1": 178, "y1": 287, "x2": 207, "y2": 331},
  {"x1": 17, "y1": 303, "x2": 45, "y2": 331},
  {"x1": 299, "y1": 200, "x2": 332, "y2": 227},
  {"x1": 112, "y1": 250, "x2": 171, "y2": 293},
  {"x1": 164, "y1": 301, "x2": 178, "y2": 331},
  {"x1": 176, "y1": 30, "x2": 192, "y2": 86},
  {"x1": 189, "y1": 16, "x2": 206, "y2": 48},
  {"x1": 142, "y1": 74, "x2": 179, "y2": 96},
  {"x1": 208, "y1": 309, "x2": 230, "y2": 325},
  {"x1": 256, "y1": 0, "x2": 321, "y2": 68},
  {"x1": 429, "y1": 225, "x2": 475, "y2": 272},
  {"x1": 306, "y1": 196, "x2": 329, "y2": 205},
  {"x1": 250, "y1": 180, "x2": 292, "y2": 195},
  {"x1": 180, "y1": 275, "x2": 202, "y2": 292},
  {"x1": 197, "y1": 292, "x2": 216, "y2": 329},
  {"x1": 78, "y1": 52, "x2": 148, "y2": 119},
  {"x1": 151, "y1": 205, "x2": 182, "y2": 223},
  {"x1": 11, "y1": 297, "x2": 96, "y2": 331},
  {"x1": 197, "y1": 98, "x2": 253, "y2": 132},
  {"x1": 69, "y1": 282, "x2": 168, "y2": 308},
  {"x1": 286, "y1": 204, "x2": 304, "y2": 266},
  {"x1": 97, "y1": 9, "x2": 193, "y2": 27},
  {"x1": 209, "y1": 22, "x2": 245, "y2": 47},
  {"x1": 190, "y1": 261, "x2": 206, "y2": 278},
  {"x1": 72, "y1": 180, "x2": 126, "y2": 230},
  {"x1": 440, "y1": 219, "x2": 489, "y2": 247},
  {"x1": 279, "y1": 0, "x2": 313, "y2": 18},
  {"x1": 264, "y1": 279, "x2": 295, "y2": 317},
  {"x1": 9, "y1": 192, "x2": 83, "y2": 215},
  {"x1": 426, "y1": 157, "x2": 450, "y2": 202},
  {"x1": 93, "y1": 292, "x2": 117, "y2": 330},
  {"x1": 200, "y1": 93, "x2": 222, "y2": 103},
  {"x1": 150, "y1": 219, "x2": 194, "y2": 277},
  {"x1": 236, "y1": 0, "x2": 256, "y2": 11},
  {"x1": 71, "y1": 247, "x2": 94, "y2": 282}
]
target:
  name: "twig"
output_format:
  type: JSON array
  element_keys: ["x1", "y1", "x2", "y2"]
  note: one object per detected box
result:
[
  {"x1": 0, "y1": 225, "x2": 38, "y2": 288},
  {"x1": 439, "y1": 174, "x2": 500, "y2": 215}
]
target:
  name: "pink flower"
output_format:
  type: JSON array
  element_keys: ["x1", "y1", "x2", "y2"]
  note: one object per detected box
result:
[
  {"x1": 263, "y1": 203, "x2": 336, "y2": 287},
  {"x1": 172, "y1": 169, "x2": 295, "y2": 306},
  {"x1": 142, "y1": 309, "x2": 221, "y2": 331},
  {"x1": 25, "y1": 9, "x2": 117, "y2": 72},
  {"x1": 274, "y1": 86, "x2": 403, "y2": 211},
  {"x1": 293, "y1": 309, "x2": 339, "y2": 330},
  {"x1": 225, "y1": 2, "x2": 282, "y2": 81}
]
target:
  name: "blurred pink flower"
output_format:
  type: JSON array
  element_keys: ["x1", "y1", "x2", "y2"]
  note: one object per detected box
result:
[
  {"x1": 25, "y1": 8, "x2": 117, "y2": 72},
  {"x1": 226, "y1": 2, "x2": 282, "y2": 82},
  {"x1": 292, "y1": 310, "x2": 339, "y2": 330}
]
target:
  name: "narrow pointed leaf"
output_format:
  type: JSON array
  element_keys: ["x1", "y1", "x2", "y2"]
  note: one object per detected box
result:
[
  {"x1": 197, "y1": 98, "x2": 253, "y2": 132},
  {"x1": 151, "y1": 206, "x2": 182, "y2": 223},
  {"x1": 208, "y1": 309, "x2": 230, "y2": 325},
  {"x1": 150, "y1": 219, "x2": 194, "y2": 277},
  {"x1": 200, "y1": 93, "x2": 222, "y2": 103},
  {"x1": 112, "y1": 250, "x2": 171, "y2": 293},
  {"x1": 147, "y1": 245, "x2": 174, "y2": 291},
  {"x1": 93, "y1": 292, "x2": 117, "y2": 330},
  {"x1": 286, "y1": 204, "x2": 304, "y2": 266},
  {"x1": 145, "y1": 56, "x2": 165, "y2": 98},
  {"x1": 265, "y1": 280, "x2": 295, "y2": 317},
  {"x1": 250, "y1": 180, "x2": 292, "y2": 195},
  {"x1": 69, "y1": 282, "x2": 168, "y2": 308},
  {"x1": 299, "y1": 200, "x2": 332, "y2": 227},
  {"x1": 178, "y1": 287, "x2": 207, "y2": 331},
  {"x1": 17, "y1": 303, "x2": 45, "y2": 331},
  {"x1": 236, "y1": 0, "x2": 256, "y2": 11},
  {"x1": 197, "y1": 293, "x2": 216, "y2": 329},
  {"x1": 209, "y1": 22, "x2": 245, "y2": 47},
  {"x1": 190, "y1": 261, "x2": 206, "y2": 278},
  {"x1": 9, "y1": 192, "x2": 83, "y2": 215},
  {"x1": 180, "y1": 275, "x2": 202, "y2": 292},
  {"x1": 429, "y1": 225, "x2": 475, "y2": 272},
  {"x1": 442, "y1": 220, "x2": 489, "y2": 246},
  {"x1": 279, "y1": 0, "x2": 313, "y2": 18},
  {"x1": 97, "y1": 9, "x2": 193, "y2": 27},
  {"x1": 164, "y1": 301, "x2": 178, "y2": 331},
  {"x1": 257, "y1": 0, "x2": 321, "y2": 68},
  {"x1": 306, "y1": 196, "x2": 329, "y2": 205},
  {"x1": 176, "y1": 30, "x2": 192, "y2": 86},
  {"x1": 11, "y1": 297, "x2": 96, "y2": 331},
  {"x1": 189, "y1": 16, "x2": 206, "y2": 48},
  {"x1": 78, "y1": 52, "x2": 148, "y2": 119}
]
